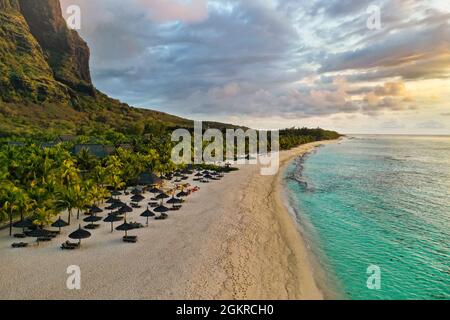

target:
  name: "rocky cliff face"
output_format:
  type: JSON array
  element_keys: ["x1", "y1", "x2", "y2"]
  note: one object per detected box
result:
[
  {"x1": 19, "y1": 0, "x2": 94, "y2": 95},
  {"x1": 0, "y1": 0, "x2": 94, "y2": 103},
  {"x1": 0, "y1": 0, "x2": 20, "y2": 10}
]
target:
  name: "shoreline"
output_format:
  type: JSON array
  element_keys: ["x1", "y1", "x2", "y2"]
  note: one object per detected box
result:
[
  {"x1": 184, "y1": 140, "x2": 338, "y2": 299},
  {"x1": 0, "y1": 140, "x2": 336, "y2": 300},
  {"x1": 279, "y1": 142, "x2": 342, "y2": 300}
]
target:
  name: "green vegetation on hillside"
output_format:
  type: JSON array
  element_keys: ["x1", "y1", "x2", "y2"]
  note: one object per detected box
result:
[{"x1": 0, "y1": 8, "x2": 69, "y2": 103}]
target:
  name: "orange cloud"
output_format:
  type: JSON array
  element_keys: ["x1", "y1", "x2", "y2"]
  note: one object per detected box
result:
[{"x1": 374, "y1": 82, "x2": 407, "y2": 96}]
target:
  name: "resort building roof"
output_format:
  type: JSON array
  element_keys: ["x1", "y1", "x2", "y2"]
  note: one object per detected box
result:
[{"x1": 73, "y1": 144, "x2": 115, "y2": 158}]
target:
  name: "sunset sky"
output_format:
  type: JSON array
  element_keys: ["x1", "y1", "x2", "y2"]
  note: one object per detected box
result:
[{"x1": 60, "y1": 0, "x2": 450, "y2": 134}]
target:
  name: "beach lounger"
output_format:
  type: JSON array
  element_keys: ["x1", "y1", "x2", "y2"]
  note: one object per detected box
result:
[
  {"x1": 130, "y1": 222, "x2": 144, "y2": 229},
  {"x1": 12, "y1": 242, "x2": 28, "y2": 248},
  {"x1": 14, "y1": 233, "x2": 27, "y2": 239},
  {"x1": 61, "y1": 241, "x2": 80, "y2": 250},
  {"x1": 84, "y1": 224, "x2": 100, "y2": 230},
  {"x1": 123, "y1": 236, "x2": 138, "y2": 243},
  {"x1": 149, "y1": 202, "x2": 158, "y2": 208},
  {"x1": 37, "y1": 237, "x2": 52, "y2": 242},
  {"x1": 155, "y1": 213, "x2": 168, "y2": 220}
]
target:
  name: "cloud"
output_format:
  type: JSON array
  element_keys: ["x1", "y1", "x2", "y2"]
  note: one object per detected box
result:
[
  {"x1": 137, "y1": 0, "x2": 208, "y2": 23},
  {"x1": 57, "y1": 0, "x2": 450, "y2": 131},
  {"x1": 374, "y1": 82, "x2": 407, "y2": 97},
  {"x1": 380, "y1": 120, "x2": 405, "y2": 130},
  {"x1": 415, "y1": 120, "x2": 446, "y2": 130}
]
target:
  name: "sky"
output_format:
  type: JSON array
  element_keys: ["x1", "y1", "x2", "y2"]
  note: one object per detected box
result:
[{"x1": 59, "y1": 0, "x2": 450, "y2": 134}]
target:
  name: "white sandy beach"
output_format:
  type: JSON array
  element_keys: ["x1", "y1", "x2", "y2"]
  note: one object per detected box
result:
[{"x1": 0, "y1": 141, "x2": 334, "y2": 300}]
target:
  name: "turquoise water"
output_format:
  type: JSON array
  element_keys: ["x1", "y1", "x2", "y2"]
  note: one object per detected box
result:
[{"x1": 285, "y1": 136, "x2": 450, "y2": 300}]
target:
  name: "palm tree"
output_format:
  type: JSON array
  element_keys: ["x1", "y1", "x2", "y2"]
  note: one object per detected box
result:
[
  {"x1": 58, "y1": 187, "x2": 78, "y2": 225},
  {"x1": 33, "y1": 201, "x2": 58, "y2": 227},
  {"x1": 0, "y1": 183, "x2": 27, "y2": 236},
  {"x1": 76, "y1": 148, "x2": 99, "y2": 172}
]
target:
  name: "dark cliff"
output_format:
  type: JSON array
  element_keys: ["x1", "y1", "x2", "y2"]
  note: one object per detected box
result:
[
  {"x1": 0, "y1": 0, "x2": 94, "y2": 104},
  {"x1": 18, "y1": 0, "x2": 94, "y2": 95},
  {"x1": 0, "y1": 0, "x2": 239, "y2": 136}
]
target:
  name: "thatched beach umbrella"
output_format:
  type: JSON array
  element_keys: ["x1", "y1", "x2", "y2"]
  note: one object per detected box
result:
[
  {"x1": 119, "y1": 204, "x2": 133, "y2": 213},
  {"x1": 89, "y1": 205, "x2": 103, "y2": 214},
  {"x1": 116, "y1": 220, "x2": 135, "y2": 237},
  {"x1": 155, "y1": 192, "x2": 170, "y2": 200},
  {"x1": 104, "y1": 214, "x2": 124, "y2": 233},
  {"x1": 83, "y1": 215, "x2": 102, "y2": 228},
  {"x1": 167, "y1": 197, "x2": 183, "y2": 205},
  {"x1": 111, "y1": 190, "x2": 122, "y2": 197},
  {"x1": 149, "y1": 187, "x2": 162, "y2": 194},
  {"x1": 140, "y1": 207, "x2": 155, "y2": 226},
  {"x1": 69, "y1": 225, "x2": 91, "y2": 246},
  {"x1": 176, "y1": 191, "x2": 189, "y2": 198},
  {"x1": 13, "y1": 219, "x2": 34, "y2": 234},
  {"x1": 51, "y1": 216, "x2": 69, "y2": 233},
  {"x1": 119, "y1": 203, "x2": 133, "y2": 219},
  {"x1": 106, "y1": 201, "x2": 124, "y2": 211},
  {"x1": 28, "y1": 227, "x2": 51, "y2": 238},
  {"x1": 154, "y1": 205, "x2": 170, "y2": 214},
  {"x1": 131, "y1": 194, "x2": 145, "y2": 203},
  {"x1": 26, "y1": 227, "x2": 51, "y2": 245},
  {"x1": 131, "y1": 188, "x2": 142, "y2": 195}
]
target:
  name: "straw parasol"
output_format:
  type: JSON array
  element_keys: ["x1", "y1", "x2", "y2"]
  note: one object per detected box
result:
[
  {"x1": 131, "y1": 194, "x2": 145, "y2": 202},
  {"x1": 176, "y1": 191, "x2": 189, "y2": 198},
  {"x1": 89, "y1": 205, "x2": 103, "y2": 214},
  {"x1": 167, "y1": 197, "x2": 183, "y2": 204},
  {"x1": 149, "y1": 187, "x2": 162, "y2": 194},
  {"x1": 116, "y1": 220, "x2": 135, "y2": 237},
  {"x1": 154, "y1": 205, "x2": 170, "y2": 214},
  {"x1": 83, "y1": 215, "x2": 102, "y2": 228},
  {"x1": 155, "y1": 192, "x2": 170, "y2": 200},
  {"x1": 69, "y1": 225, "x2": 91, "y2": 246},
  {"x1": 51, "y1": 216, "x2": 69, "y2": 233},
  {"x1": 119, "y1": 203, "x2": 133, "y2": 219},
  {"x1": 140, "y1": 207, "x2": 155, "y2": 226},
  {"x1": 104, "y1": 214, "x2": 124, "y2": 233},
  {"x1": 13, "y1": 219, "x2": 34, "y2": 234}
]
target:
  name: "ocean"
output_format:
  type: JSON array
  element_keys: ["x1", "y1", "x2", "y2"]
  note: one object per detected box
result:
[{"x1": 285, "y1": 135, "x2": 450, "y2": 300}]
